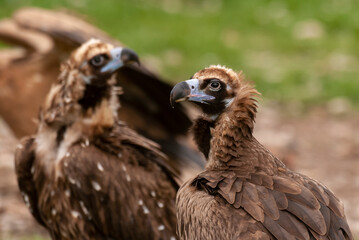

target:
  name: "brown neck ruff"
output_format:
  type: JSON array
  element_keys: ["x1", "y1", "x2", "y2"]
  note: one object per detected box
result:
[
  {"x1": 39, "y1": 68, "x2": 119, "y2": 138},
  {"x1": 205, "y1": 83, "x2": 280, "y2": 175}
]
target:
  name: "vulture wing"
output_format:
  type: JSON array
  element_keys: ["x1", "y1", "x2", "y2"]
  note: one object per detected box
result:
[
  {"x1": 60, "y1": 124, "x2": 178, "y2": 239},
  {"x1": 96, "y1": 121, "x2": 181, "y2": 187},
  {"x1": 186, "y1": 170, "x2": 353, "y2": 240},
  {"x1": 14, "y1": 137, "x2": 45, "y2": 227}
]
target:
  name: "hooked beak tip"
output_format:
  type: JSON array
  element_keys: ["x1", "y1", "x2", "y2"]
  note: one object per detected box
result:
[
  {"x1": 170, "y1": 82, "x2": 191, "y2": 108},
  {"x1": 121, "y1": 48, "x2": 140, "y2": 66},
  {"x1": 100, "y1": 47, "x2": 140, "y2": 73}
]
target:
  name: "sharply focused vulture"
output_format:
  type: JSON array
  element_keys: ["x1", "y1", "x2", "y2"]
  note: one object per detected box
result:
[
  {"x1": 15, "y1": 39, "x2": 178, "y2": 239},
  {"x1": 170, "y1": 65, "x2": 353, "y2": 240},
  {"x1": 0, "y1": 7, "x2": 204, "y2": 182}
]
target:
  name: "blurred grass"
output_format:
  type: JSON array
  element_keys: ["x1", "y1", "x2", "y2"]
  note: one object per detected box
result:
[
  {"x1": 0, "y1": 0, "x2": 358, "y2": 108},
  {"x1": 0, "y1": 2, "x2": 358, "y2": 239}
]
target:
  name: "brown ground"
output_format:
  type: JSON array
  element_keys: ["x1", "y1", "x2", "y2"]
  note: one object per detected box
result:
[{"x1": 0, "y1": 104, "x2": 358, "y2": 239}]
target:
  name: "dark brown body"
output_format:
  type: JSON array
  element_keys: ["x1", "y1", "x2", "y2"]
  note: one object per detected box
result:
[
  {"x1": 16, "y1": 122, "x2": 177, "y2": 240},
  {"x1": 15, "y1": 40, "x2": 179, "y2": 239},
  {"x1": 177, "y1": 140, "x2": 352, "y2": 240},
  {"x1": 173, "y1": 66, "x2": 353, "y2": 240}
]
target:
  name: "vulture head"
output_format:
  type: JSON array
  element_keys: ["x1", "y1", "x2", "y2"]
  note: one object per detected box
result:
[
  {"x1": 67, "y1": 38, "x2": 139, "y2": 86},
  {"x1": 55, "y1": 38, "x2": 139, "y2": 105},
  {"x1": 42, "y1": 39, "x2": 139, "y2": 127},
  {"x1": 170, "y1": 65, "x2": 259, "y2": 122}
]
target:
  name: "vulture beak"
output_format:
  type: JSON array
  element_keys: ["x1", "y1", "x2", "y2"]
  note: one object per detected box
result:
[
  {"x1": 100, "y1": 47, "x2": 140, "y2": 73},
  {"x1": 170, "y1": 79, "x2": 215, "y2": 108}
]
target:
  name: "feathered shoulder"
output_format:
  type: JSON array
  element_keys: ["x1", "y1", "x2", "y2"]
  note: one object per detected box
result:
[
  {"x1": 190, "y1": 169, "x2": 352, "y2": 239},
  {"x1": 93, "y1": 120, "x2": 180, "y2": 187}
]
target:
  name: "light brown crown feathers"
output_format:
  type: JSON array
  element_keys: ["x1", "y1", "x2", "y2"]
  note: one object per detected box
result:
[{"x1": 197, "y1": 65, "x2": 260, "y2": 136}]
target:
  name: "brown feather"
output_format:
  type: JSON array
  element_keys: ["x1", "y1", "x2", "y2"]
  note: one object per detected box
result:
[
  {"x1": 274, "y1": 211, "x2": 310, "y2": 240},
  {"x1": 286, "y1": 185, "x2": 320, "y2": 209},
  {"x1": 307, "y1": 181, "x2": 330, "y2": 206},
  {"x1": 14, "y1": 137, "x2": 45, "y2": 227},
  {"x1": 175, "y1": 65, "x2": 353, "y2": 240},
  {"x1": 256, "y1": 186, "x2": 280, "y2": 220},
  {"x1": 231, "y1": 177, "x2": 244, "y2": 192},
  {"x1": 233, "y1": 191, "x2": 243, "y2": 209},
  {"x1": 324, "y1": 188, "x2": 345, "y2": 218},
  {"x1": 14, "y1": 40, "x2": 179, "y2": 240},
  {"x1": 263, "y1": 215, "x2": 296, "y2": 240},
  {"x1": 0, "y1": 7, "x2": 205, "y2": 186},
  {"x1": 218, "y1": 176, "x2": 236, "y2": 194},
  {"x1": 272, "y1": 176, "x2": 301, "y2": 194},
  {"x1": 241, "y1": 183, "x2": 264, "y2": 222},
  {"x1": 287, "y1": 200, "x2": 327, "y2": 235},
  {"x1": 271, "y1": 189, "x2": 289, "y2": 210},
  {"x1": 191, "y1": 117, "x2": 214, "y2": 158}
]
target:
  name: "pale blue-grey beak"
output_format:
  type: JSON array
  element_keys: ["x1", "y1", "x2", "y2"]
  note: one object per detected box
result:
[
  {"x1": 170, "y1": 79, "x2": 215, "y2": 107},
  {"x1": 100, "y1": 47, "x2": 139, "y2": 73}
]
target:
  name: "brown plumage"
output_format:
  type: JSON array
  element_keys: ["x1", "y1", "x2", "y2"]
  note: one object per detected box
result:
[
  {"x1": 0, "y1": 7, "x2": 205, "y2": 182},
  {"x1": 170, "y1": 65, "x2": 353, "y2": 240},
  {"x1": 15, "y1": 39, "x2": 178, "y2": 239}
]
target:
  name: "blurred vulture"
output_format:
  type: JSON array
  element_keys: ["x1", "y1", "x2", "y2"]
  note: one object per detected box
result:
[
  {"x1": 0, "y1": 7, "x2": 205, "y2": 181},
  {"x1": 15, "y1": 39, "x2": 179, "y2": 239},
  {"x1": 171, "y1": 65, "x2": 353, "y2": 240}
]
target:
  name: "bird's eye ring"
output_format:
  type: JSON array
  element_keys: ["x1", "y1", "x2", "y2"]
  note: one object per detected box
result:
[
  {"x1": 90, "y1": 55, "x2": 106, "y2": 67},
  {"x1": 209, "y1": 81, "x2": 221, "y2": 91}
]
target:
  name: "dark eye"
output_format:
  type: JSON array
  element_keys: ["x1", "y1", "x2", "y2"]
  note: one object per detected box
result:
[
  {"x1": 90, "y1": 55, "x2": 106, "y2": 67},
  {"x1": 209, "y1": 80, "x2": 221, "y2": 91}
]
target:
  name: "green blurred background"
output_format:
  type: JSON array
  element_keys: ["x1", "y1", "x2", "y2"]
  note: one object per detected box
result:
[
  {"x1": 1, "y1": 0, "x2": 358, "y2": 109},
  {"x1": 0, "y1": 1, "x2": 358, "y2": 239}
]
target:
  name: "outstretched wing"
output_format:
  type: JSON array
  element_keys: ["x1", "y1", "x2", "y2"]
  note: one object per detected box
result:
[
  {"x1": 14, "y1": 137, "x2": 45, "y2": 227},
  {"x1": 194, "y1": 170, "x2": 353, "y2": 240}
]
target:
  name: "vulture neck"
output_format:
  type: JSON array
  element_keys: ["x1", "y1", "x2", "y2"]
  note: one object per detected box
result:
[
  {"x1": 206, "y1": 90, "x2": 278, "y2": 175},
  {"x1": 79, "y1": 84, "x2": 119, "y2": 136},
  {"x1": 40, "y1": 75, "x2": 120, "y2": 138},
  {"x1": 36, "y1": 78, "x2": 120, "y2": 177}
]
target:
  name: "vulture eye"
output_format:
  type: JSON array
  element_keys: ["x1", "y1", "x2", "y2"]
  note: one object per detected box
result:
[
  {"x1": 90, "y1": 55, "x2": 106, "y2": 67},
  {"x1": 209, "y1": 80, "x2": 221, "y2": 91}
]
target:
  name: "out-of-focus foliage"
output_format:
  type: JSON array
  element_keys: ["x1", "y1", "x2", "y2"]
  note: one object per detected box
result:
[{"x1": 0, "y1": 0, "x2": 358, "y2": 107}]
